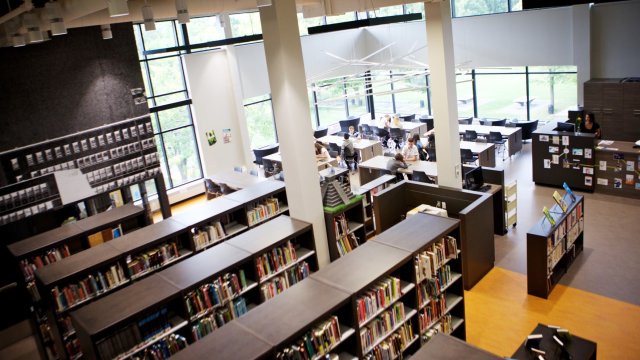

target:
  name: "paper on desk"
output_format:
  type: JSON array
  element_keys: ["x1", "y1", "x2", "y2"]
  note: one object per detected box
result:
[{"x1": 598, "y1": 140, "x2": 614, "y2": 146}]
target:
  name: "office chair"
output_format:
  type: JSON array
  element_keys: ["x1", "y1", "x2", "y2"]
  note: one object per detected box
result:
[
  {"x1": 460, "y1": 149, "x2": 478, "y2": 165},
  {"x1": 492, "y1": 118, "x2": 507, "y2": 126},
  {"x1": 515, "y1": 120, "x2": 538, "y2": 142},
  {"x1": 374, "y1": 127, "x2": 390, "y2": 147},
  {"x1": 412, "y1": 170, "x2": 435, "y2": 184},
  {"x1": 488, "y1": 131, "x2": 507, "y2": 160},
  {"x1": 389, "y1": 128, "x2": 404, "y2": 149},
  {"x1": 253, "y1": 144, "x2": 279, "y2": 167},
  {"x1": 464, "y1": 130, "x2": 478, "y2": 142},
  {"x1": 359, "y1": 124, "x2": 372, "y2": 139},
  {"x1": 204, "y1": 179, "x2": 222, "y2": 200},
  {"x1": 400, "y1": 114, "x2": 415, "y2": 122},
  {"x1": 328, "y1": 142, "x2": 341, "y2": 154},
  {"x1": 313, "y1": 127, "x2": 328, "y2": 139},
  {"x1": 419, "y1": 115, "x2": 434, "y2": 131},
  {"x1": 426, "y1": 147, "x2": 437, "y2": 162},
  {"x1": 328, "y1": 150, "x2": 339, "y2": 158},
  {"x1": 458, "y1": 117, "x2": 473, "y2": 125}
]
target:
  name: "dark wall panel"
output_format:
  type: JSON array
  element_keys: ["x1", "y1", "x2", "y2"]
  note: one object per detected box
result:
[{"x1": 0, "y1": 22, "x2": 148, "y2": 153}]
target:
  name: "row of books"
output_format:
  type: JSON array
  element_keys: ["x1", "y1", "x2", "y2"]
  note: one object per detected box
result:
[
  {"x1": 336, "y1": 233, "x2": 359, "y2": 257},
  {"x1": 138, "y1": 308, "x2": 172, "y2": 343},
  {"x1": 131, "y1": 334, "x2": 188, "y2": 360},
  {"x1": 58, "y1": 316, "x2": 74, "y2": 339},
  {"x1": 418, "y1": 294, "x2": 446, "y2": 334},
  {"x1": 127, "y1": 242, "x2": 180, "y2": 278},
  {"x1": 356, "y1": 276, "x2": 402, "y2": 325},
  {"x1": 333, "y1": 213, "x2": 352, "y2": 238},
  {"x1": 246, "y1": 198, "x2": 280, "y2": 226},
  {"x1": 548, "y1": 241, "x2": 565, "y2": 274},
  {"x1": 191, "y1": 297, "x2": 249, "y2": 342},
  {"x1": 360, "y1": 302, "x2": 406, "y2": 353},
  {"x1": 97, "y1": 323, "x2": 146, "y2": 360},
  {"x1": 417, "y1": 266, "x2": 452, "y2": 307},
  {"x1": 191, "y1": 222, "x2": 227, "y2": 250},
  {"x1": 260, "y1": 262, "x2": 310, "y2": 301},
  {"x1": 19, "y1": 244, "x2": 71, "y2": 281},
  {"x1": 65, "y1": 337, "x2": 82, "y2": 359},
  {"x1": 88, "y1": 224, "x2": 124, "y2": 247},
  {"x1": 364, "y1": 322, "x2": 414, "y2": 360},
  {"x1": 51, "y1": 263, "x2": 127, "y2": 313},
  {"x1": 184, "y1": 271, "x2": 247, "y2": 318},
  {"x1": 275, "y1": 315, "x2": 342, "y2": 360},
  {"x1": 415, "y1": 236, "x2": 458, "y2": 283},
  {"x1": 255, "y1": 240, "x2": 298, "y2": 280},
  {"x1": 567, "y1": 218, "x2": 584, "y2": 249}
]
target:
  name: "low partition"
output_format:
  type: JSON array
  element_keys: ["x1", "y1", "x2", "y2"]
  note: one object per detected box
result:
[
  {"x1": 372, "y1": 181, "x2": 494, "y2": 290},
  {"x1": 531, "y1": 121, "x2": 596, "y2": 191}
]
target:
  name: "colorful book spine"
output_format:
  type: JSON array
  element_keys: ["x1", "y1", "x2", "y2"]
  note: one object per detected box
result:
[
  {"x1": 356, "y1": 276, "x2": 401, "y2": 325},
  {"x1": 360, "y1": 302, "x2": 405, "y2": 353},
  {"x1": 51, "y1": 263, "x2": 126, "y2": 312},
  {"x1": 276, "y1": 316, "x2": 341, "y2": 359}
]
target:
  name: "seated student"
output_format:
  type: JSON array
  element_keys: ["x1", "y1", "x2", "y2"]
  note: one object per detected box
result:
[
  {"x1": 341, "y1": 133, "x2": 358, "y2": 171},
  {"x1": 401, "y1": 137, "x2": 420, "y2": 162},
  {"x1": 378, "y1": 114, "x2": 391, "y2": 129},
  {"x1": 579, "y1": 112, "x2": 602, "y2": 139},
  {"x1": 315, "y1": 141, "x2": 330, "y2": 160},
  {"x1": 412, "y1": 134, "x2": 427, "y2": 161},
  {"x1": 390, "y1": 114, "x2": 402, "y2": 128},
  {"x1": 347, "y1": 125, "x2": 360, "y2": 139},
  {"x1": 386, "y1": 153, "x2": 409, "y2": 182}
]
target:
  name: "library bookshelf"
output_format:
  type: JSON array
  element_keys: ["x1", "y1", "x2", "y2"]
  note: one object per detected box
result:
[
  {"x1": 173, "y1": 212, "x2": 465, "y2": 360},
  {"x1": 70, "y1": 216, "x2": 317, "y2": 360},
  {"x1": 527, "y1": 194, "x2": 584, "y2": 299}
]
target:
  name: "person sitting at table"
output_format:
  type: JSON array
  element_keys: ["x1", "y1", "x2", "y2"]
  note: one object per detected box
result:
[
  {"x1": 387, "y1": 153, "x2": 409, "y2": 182},
  {"x1": 579, "y1": 112, "x2": 602, "y2": 139},
  {"x1": 401, "y1": 137, "x2": 419, "y2": 162},
  {"x1": 347, "y1": 125, "x2": 360, "y2": 139},
  {"x1": 341, "y1": 133, "x2": 358, "y2": 171},
  {"x1": 390, "y1": 114, "x2": 402, "y2": 128},
  {"x1": 377, "y1": 114, "x2": 391, "y2": 129},
  {"x1": 315, "y1": 141, "x2": 330, "y2": 160},
  {"x1": 411, "y1": 134, "x2": 426, "y2": 161}
]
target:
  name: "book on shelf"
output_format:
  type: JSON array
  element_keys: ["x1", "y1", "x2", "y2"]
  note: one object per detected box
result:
[
  {"x1": 552, "y1": 191, "x2": 568, "y2": 213},
  {"x1": 417, "y1": 265, "x2": 452, "y2": 307},
  {"x1": 20, "y1": 244, "x2": 71, "y2": 281},
  {"x1": 126, "y1": 242, "x2": 180, "y2": 277},
  {"x1": 191, "y1": 298, "x2": 248, "y2": 341},
  {"x1": 260, "y1": 262, "x2": 310, "y2": 301},
  {"x1": 184, "y1": 270, "x2": 247, "y2": 318},
  {"x1": 415, "y1": 236, "x2": 457, "y2": 283},
  {"x1": 563, "y1": 182, "x2": 576, "y2": 203},
  {"x1": 191, "y1": 222, "x2": 227, "y2": 250},
  {"x1": 336, "y1": 233, "x2": 359, "y2": 257},
  {"x1": 137, "y1": 334, "x2": 187, "y2": 359},
  {"x1": 51, "y1": 263, "x2": 127, "y2": 312},
  {"x1": 276, "y1": 315, "x2": 342, "y2": 360},
  {"x1": 356, "y1": 276, "x2": 401, "y2": 325},
  {"x1": 246, "y1": 198, "x2": 280, "y2": 226},
  {"x1": 364, "y1": 322, "x2": 414, "y2": 359},
  {"x1": 542, "y1": 207, "x2": 556, "y2": 226},
  {"x1": 255, "y1": 241, "x2": 298, "y2": 280},
  {"x1": 418, "y1": 294, "x2": 445, "y2": 333},
  {"x1": 360, "y1": 302, "x2": 406, "y2": 353}
]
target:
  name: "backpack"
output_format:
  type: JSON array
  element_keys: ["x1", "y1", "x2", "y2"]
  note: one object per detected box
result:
[{"x1": 343, "y1": 142, "x2": 355, "y2": 158}]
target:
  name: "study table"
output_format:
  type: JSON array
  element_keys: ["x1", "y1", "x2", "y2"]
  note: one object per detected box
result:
[
  {"x1": 358, "y1": 155, "x2": 437, "y2": 184},
  {"x1": 317, "y1": 135, "x2": 383, "y2": 162},
  {"x1": 459, "y1": 124, "x2": 523, "y2": 157},
  {"x1": 208, "y1": 169, "x2": 266, "y2": 190},
  {"x1": 263, "y1": 152, "x2": 338, "y2": 171},
  {"x1": 420, "y1": 139, "x2": 496, "y2": 168}
]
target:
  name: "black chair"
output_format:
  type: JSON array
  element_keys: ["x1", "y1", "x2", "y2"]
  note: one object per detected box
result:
[
  {"x1": 419, "y1": 115, "x2": 434, "y2": 131},
  {"x1": 464, "y1": 130, "x2": 478, "y2": 141},
  {"x1": 374, "y1": 127, "x2": 390, "y2": 146},
  {"x1": 515, "y1": 120, "x2": 538, "y2": 142},
  {"x1": 389, "y1": 128, "x2": 404, "y2": 149},
  {"x1": 252, "y1": 144, "x2": 279, "y2": 166},
  {"x1": 426, "y1": 147, "x2": 437, "y2": 162},
  {"x1": 328, "y1": 150, "x2": 339, "y2": 158},
  {"x1": 488, "y1": 131, "x2": 507, "y2": 160},
  {"x1": 328, "y1": 142, "x2": 341, "y2": 154},
  {"x1": 411, "y1": 170, "x2": 435, "y2": 184},
  {"x1": 399, "y1": 114, "x2": 415, "y2": 122},
  {"x1": 359, "y1": 124, "x2": 372, "y2": 139},
  {"x1": 313, "y1": 127, "x2": 328, "y2": 139},
  {"x1": 204, "y1": 179, "x2": 222, "y2": 200},
  {"x1": 263, "y1": 159, "x2": 279, "y2": 177},
  {"x1": 458, "y1": 117, "x2": 473, "y2": 125},
  {"x1": 460, "y1": 149, "x2": 478, "y2": 165},
  {"x1": 491, "y1": 118, "x2": 507, "y2": 126},
  {"x1": 339, "y1": 118, "x2": 360, "y2": 134}
]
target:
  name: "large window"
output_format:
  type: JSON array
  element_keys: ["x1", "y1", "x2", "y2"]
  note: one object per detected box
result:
[
  {"x1": 452, "y1": 0, "x2": 520, "y2": 17},
  {"x1": 230, "y1": 12, "x2": 262, "y2": 37},
  {"x1": 315, "y1": 78, "x2": 349, "y2": 127},
  {"x1": 528, "y1": 66, "x2": 578, "y2": 122},
  {"x1": 391, "y1": 70, "x2": 429, "y2": 115},
  {"x1": 371, "y1": 70, "x2": 394, "y2": 115},
  {"x1": 244, "y1": 95, "x2": 277, "y2": 149},
  {"x1": 475, "y1": 67, "x2": 527, "y2": 120},
  {"x1": 456, "y1": 73, "x2": 474, "y2": 118},
  {"x1": 134, "y1": 21, "x2": 203, "y2": 190}
]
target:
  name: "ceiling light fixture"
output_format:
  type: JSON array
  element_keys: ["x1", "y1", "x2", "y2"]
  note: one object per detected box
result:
[
  {"x1": 46, "y1": 1, "x2": 67, "y2": 36},
  {"x1": 107, "y1": 0, "x2": 129, "y2": 18},
  {"x1": 101, "y1": 24, "x2": 113, "y2": 39},
  {"x1": 175, "y1": 0, "x2": 189, "y2": 24},
  {"x1": 23, "y1": 12, "x2": 44, "y2": 43},
  {"x1": 142, "y1": 2, "x2": 155, "y2": 31}
]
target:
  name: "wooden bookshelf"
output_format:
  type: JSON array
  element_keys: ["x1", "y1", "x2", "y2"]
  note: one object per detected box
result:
[
  {"x1": 69, "y1": 216, "x2": 317, "y2": 360},
  {"x1": 412, "y1": 333, "x2": 502, "y2": 359},
  {"x1": 323, "y1": 198, "x2": 367, "y2": 261},
  {"x1": 357, "y1": 174, "x2": 396, "y2": 239},
  {"x1": 527, "y1": 194, "x2": 584, "y2": 299},
  {"x1": 225, "y1": 180, "x2": 289, "y2": 227}
]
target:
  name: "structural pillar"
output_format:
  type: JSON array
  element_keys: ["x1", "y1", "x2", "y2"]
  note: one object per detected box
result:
[
  {"x1": 425, "y1": 0, "x2": 462, "y2": 188},
  {"x1": 259, "y1": 0, "x2": 331, "y2": 266}
]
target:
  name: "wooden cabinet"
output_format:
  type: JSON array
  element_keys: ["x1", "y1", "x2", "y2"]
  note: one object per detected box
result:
[{"x1": 584, "y1": 78, "x2": 640, "y2": 141}]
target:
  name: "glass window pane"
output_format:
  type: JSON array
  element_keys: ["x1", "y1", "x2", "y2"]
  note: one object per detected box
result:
[
  {"x1": 391, "y1": 70, "x2": 428, "y2": 115},
  {"x1": 230, "y1": 12, "x2": 262, "y2": 37},
  {"x1": 315, "y1": 79, "x2": 347, "y2": 127},
  {"x1": 152, "y1": 92, "x2": 188, "y2": 107},
  {"x1": 299, "y1": 15, "x2": 323, "y2": 35},
  {"x1": 476, "y1": 73, "x2": 527, "y2": 120},
  {"x1": 244, "y1": 97, "x2": 277, "y2": 149},
  {"x1": 155, "y1": 134, "x2": 171, "y2": 187},
  {"x1": 187, "y1": 16, "x2": 225, "y2": 44},
  {"x1": 457, "y1": 73, "x2": 474, "y2": 118},
  {"x1": 528, "y1": 65, "x2": 577, "y2": 73},
  {"x1": 511, "y1": 0, "x2": 523, "y2": 11},
  {"x1": 133, "y1": 25, "x2": 145, "y2": 59},
  {"x1": 372, "y1": 6, "x2": 404, "y2": 17},
  {"x1": 372, "y1": 71, "x2": 394, "y2": 115},
  {"x1": 345, "y1": 76, "x2": 368, "y2": 117},
  {"x1": 325, "y1": 12, "x2": 356, "y2": 24},
  {"x1": 405, "y1": 3, "x2": 425, "y2": 16},
  {"x1": 454, "y1": 0, "x2": 508, "y2": 17},
  {"x1": 475, "y1": 66, "x2": 526, "y2": 74},
  {"x1": 156, "y1": 105, "x2": 193, "y2": 132},
  {"x1": 147, "y1": 57, "x2": 186, "y2": 95},
  {"x1": 139, "y1": 61, "x2": 152, "y2": 100},
  {"x1": 308, "y1": 89, "x2": 317, "y2": 128},
  {"x1": 141, "y1": 21, "x2": 179, "y2": 55},
  {"x1": 161, "y1": 128, "x2": 202, "y2": 187},
  {"x1": 529, "y1": 71, "x2": 577, "y2": 122}
]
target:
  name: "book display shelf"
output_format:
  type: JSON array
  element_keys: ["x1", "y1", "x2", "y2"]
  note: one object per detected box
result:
[
  {"x1": 356, "y1": 174, "x2": 396, "y2": 239},
  {"x1": 224, "y1": 180, "x2": 289, "y2": 228},
  {"x1": 172, "y1": 212, "x2": 464, "y2": 360},
  {"x1": 527, "y1": 194, "x2": 584, "y2": 299},
  {"x1": 70, "y1": 216, "x2": 317, "y2": 360}
]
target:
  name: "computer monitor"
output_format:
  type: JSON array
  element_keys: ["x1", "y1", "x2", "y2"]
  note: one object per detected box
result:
[
  {"x1": 463, "y1": 166, "x2": 484, "y2": 191},
  {"x1": 555, "y1": 122, "x2": 575, "y2": 132}
]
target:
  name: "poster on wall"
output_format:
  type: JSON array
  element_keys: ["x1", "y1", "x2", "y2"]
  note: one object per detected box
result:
[
  {"x1": 599, "y1": 161, "x2": 607, "y2": 171},
  {"x1": 597, "y1": 178, "x2": 608, "y2": 186},
  {"x1": 614, "y1": 178, "x2": 623, "y2": 188},
  {"x1": 583, "y1": 167, "x2": 594, "y2": 175},
  {"x1": 552, "y1": 155, "x2": 560, "y2": 164},
  {"x1": 627, "y1": 161, "x2": 634, "y2": 172},
  {"x1": 585, "y1": 148, "x2": 592, "y2": 159},
  {"x1": 223, "y1": 128, "x2": 231, "y2": 144},
  {"x1": 549, "y1": 146, "x2": 559, "y2": 154},
  {"x1": 544, "y1": 159, "x2": 551, "y2": 169},
  {"x1": 585, "y1": 176, "x2": 592, "y2": 186},
  {"x1": 206, "y1": 130, "x2": 217, "y2": 146},
  {"x1": 626, "y1": 174, "x2": 634, "y2": 185},
  {"x1": 562, "y1": 136, "x2": 569, "y2": 146},
  {"x1": 539, "y1": 135, "x2": 549, "y2": 142},
  {"x1": 552, "y1": 136, "x2": 560, "y2": 145}
]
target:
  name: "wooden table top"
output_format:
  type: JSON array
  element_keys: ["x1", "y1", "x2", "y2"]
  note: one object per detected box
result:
[
  {"x1": 317, "y1": 135, "x2": 380, "y2": 149},
  {"x1": 359, "y1": 155, "x2": 438, "y2": 177},
  {"x1": 209, "y1": 170, "x2": 266, "y2": 189},
  {"x1": 459, "y1": 124, "x2": 521, "y2": 135}
]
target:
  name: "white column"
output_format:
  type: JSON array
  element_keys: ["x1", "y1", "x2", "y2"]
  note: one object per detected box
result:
[
  {"x1": 259, "y1": 0, "x2": 331, "y2": 266},
  {"x1": 572, "y1": 4, "x2": 591, "y2": 106},
  {"x1": 425, "y1": 1, "x2": 462, "y2": 188}
]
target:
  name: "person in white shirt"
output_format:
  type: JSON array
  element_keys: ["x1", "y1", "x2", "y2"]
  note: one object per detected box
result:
[
  {"x1": 401, "y1": 137, "x2": 419, "y2": 161},
  {"x1": 390, "y1": 115, "x2": 402, "y2": 128},
  {"x1": 377, "y1": 114, "x2": 391, "y2": 129}
]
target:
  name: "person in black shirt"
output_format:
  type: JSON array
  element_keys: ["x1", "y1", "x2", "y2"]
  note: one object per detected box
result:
[{"x1": 580, "y1": 112, "x2": 602, "y2": 139}]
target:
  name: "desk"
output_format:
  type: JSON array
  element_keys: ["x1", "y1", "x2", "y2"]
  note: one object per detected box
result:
[
  {"x1": 263, "y1": 153, "x2": 338, "y2": 171},
  {"x1": 459, "y1": 124, "x2": 522, "y2": 157},
  {"x1": 317, "y1": 135, "x2": 383, "y2": 162},
  {"x1": 358, "y1": 155, "x2": 437, "y2": 184},
  {"x1": 398, "y1": 122, "x2": 427, "y2": 138},
  {"x1": 512, "y1": 323, "x2": 597, "y2": 360},
  {"x1": 422, "y1": 139, "x2": 496, "y2": 167},
  {"x1": 209, "y1": 170, "x2": 265, "y2": 190}
]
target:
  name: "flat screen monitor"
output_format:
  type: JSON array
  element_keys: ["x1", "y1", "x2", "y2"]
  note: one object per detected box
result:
[
  {"x1": 555, "y1": 122, "x2": 575, "y2": 132},
  {"x1": 463, "y1": 166, "x2": 484, "y2": 191}
]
